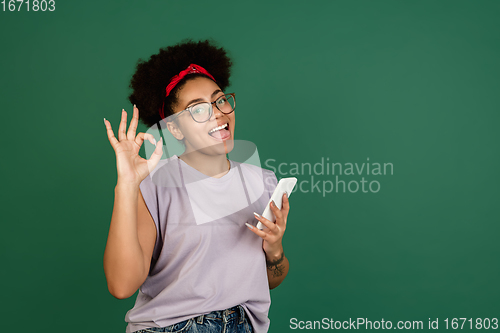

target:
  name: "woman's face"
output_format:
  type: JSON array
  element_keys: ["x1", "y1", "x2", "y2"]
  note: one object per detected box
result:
[{"x1": 168, "y1": 76, "x2": 235, "y2": 156}]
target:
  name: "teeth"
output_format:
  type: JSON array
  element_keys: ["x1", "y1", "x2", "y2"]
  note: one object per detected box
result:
[{"x1": 208, "y1": 123, "x2": 228, "y2": 134}]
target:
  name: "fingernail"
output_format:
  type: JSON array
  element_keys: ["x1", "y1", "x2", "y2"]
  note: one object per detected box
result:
[
  {"x1": 245, "y1": 222, "x2": 254, "y2": 229},
  {"x1": 103, "y1": 117, "x2": 106, "y2": 125},
  {"x1": 134, "y1": 104, "x2": 136, "y2": 108},
  {"x1": 284, "y1": 192, "x2": 288, "y2": 198},
  {"x1": 152, "y1": 138, "x2": 157, "y2": 145},
  {"x1": 253, "y1": 212, "x2": 261, "y2": 218},
  {"x1": 271, "y1": 200, "x2": 276, "y2": 207}
]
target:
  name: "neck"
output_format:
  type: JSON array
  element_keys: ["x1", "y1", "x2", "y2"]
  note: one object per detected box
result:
[{"x1": 178, "y1": 151, "x2": 230, "y2": 178}]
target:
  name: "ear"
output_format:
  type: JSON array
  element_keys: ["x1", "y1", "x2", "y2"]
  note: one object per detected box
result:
[{"x1": 166, "y1": 120, "x2": 184, "y2": 141}]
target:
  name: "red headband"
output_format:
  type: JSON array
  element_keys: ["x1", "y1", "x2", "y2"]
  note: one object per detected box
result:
[{"x1": 159, "y1": 63, "x2": 216, "y2": 120}]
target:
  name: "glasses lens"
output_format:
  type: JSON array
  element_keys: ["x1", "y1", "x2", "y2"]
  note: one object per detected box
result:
[
  {"x1": 215, "y1": 94, "x2": 235, "y2": 114},
  {"x1": 190, "y1": 103, "x2": 212, "y2": 122}
]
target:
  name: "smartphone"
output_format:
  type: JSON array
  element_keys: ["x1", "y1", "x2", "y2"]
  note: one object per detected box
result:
[{"x1": 256, "y1": 177, "x2": 297, "y2": 229}]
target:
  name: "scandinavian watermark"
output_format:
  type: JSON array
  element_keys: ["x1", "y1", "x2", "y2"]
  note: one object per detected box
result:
[{"x1": 265, "y1": 157, "x2": 394, "y2": 196}]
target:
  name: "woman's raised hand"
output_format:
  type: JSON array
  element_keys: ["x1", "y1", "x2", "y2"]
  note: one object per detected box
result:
[{"x1": 104, "y1": 105, "x2": 163, "y2": 186}]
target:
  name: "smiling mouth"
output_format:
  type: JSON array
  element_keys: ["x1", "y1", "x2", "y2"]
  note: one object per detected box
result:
[
  {"x1": 208, "y1": 123, "x2": 228, "y2": 134},
  {"x1": 208, "y1": 123, "x2": 230, "y2": 140}
]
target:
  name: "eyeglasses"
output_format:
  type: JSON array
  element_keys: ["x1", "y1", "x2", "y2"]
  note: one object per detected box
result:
[{"x1": 168, "y1": 93, "x2": 236, "y2": 123}]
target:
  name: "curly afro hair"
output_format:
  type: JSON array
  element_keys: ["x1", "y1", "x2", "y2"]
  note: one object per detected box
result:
[{"x1": 128, "y1": 38, "x2": 233, "y2": 129}]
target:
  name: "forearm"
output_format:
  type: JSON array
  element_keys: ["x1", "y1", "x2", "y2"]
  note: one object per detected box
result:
[
  {"x1": 103, "y1": 182, "x2": 146, "y2": 299},
  {"x1": 265, "y1": 246, "x2": 289, "y2": 289}
]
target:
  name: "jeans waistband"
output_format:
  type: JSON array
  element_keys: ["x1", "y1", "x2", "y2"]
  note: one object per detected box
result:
[{"x1": 195, "y1": 305, "x2": 246, "y2": 325}]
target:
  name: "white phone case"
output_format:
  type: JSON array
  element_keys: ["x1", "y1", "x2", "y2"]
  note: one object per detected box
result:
[{"x1": 256, "y1": 177, "x2": 297, "y2": 229}]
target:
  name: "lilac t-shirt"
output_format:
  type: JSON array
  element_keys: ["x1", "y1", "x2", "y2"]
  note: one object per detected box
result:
[{"x1": 125, "y1": 154, "x2": 278, "y2": 333}]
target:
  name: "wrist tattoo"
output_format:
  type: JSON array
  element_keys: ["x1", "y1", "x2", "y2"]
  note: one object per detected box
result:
[{"x1": 266, "y1": 252, "x2": 285, "y2": 277}]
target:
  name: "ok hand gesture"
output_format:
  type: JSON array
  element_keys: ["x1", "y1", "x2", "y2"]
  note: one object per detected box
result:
[{"x1": 104, "y1": 105, "x2": 163, "y2": 186}]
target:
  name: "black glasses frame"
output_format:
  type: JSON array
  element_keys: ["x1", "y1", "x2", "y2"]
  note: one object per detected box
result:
[{"x1": 168, "y1": 93, "x2": 236, "y2": 123}]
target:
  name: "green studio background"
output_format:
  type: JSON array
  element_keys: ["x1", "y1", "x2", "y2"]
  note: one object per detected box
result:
[{"x1": 1, "y1": 0, "x2": 499, "y2": 331}]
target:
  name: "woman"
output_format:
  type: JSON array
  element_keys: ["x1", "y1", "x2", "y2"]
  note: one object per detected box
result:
[{"x1": 103, "y1": 39, "x2": 290, "y2": 333}]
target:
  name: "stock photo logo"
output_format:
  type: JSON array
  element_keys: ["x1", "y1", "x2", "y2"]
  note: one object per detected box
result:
[
  {"x1": 142, "y1": 116, "x2": 277, "y2": 226},
  {"x1": 264, "y1": 157, "x2": 394, "y2": 197}
]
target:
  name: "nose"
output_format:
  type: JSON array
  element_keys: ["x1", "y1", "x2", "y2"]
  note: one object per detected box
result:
[{"x1": 211, "y1": 104, "x2": 224, "y2": 120}]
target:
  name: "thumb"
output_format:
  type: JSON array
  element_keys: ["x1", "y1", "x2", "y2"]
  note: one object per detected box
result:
[{"x1": 146, "y1": 137, "x2": 163, "y2": 173}]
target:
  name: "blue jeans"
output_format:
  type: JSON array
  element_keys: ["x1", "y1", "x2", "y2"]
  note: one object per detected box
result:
[{"x1": 135, "y1": 305, "x2": 254, "y2": 333}]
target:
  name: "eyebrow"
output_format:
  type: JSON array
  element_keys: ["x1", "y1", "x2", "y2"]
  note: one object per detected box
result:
[{"x1": 184, "y1": 89, "x2": 223, "y2": 109}]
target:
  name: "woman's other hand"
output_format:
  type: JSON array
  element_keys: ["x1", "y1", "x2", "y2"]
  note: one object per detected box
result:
[
  {"x1": 248, "y1": 192, "x2": 290, "y2": 257},
  {"x1": 104, "y1": 105, "x2": 163, "y2": 186}
]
